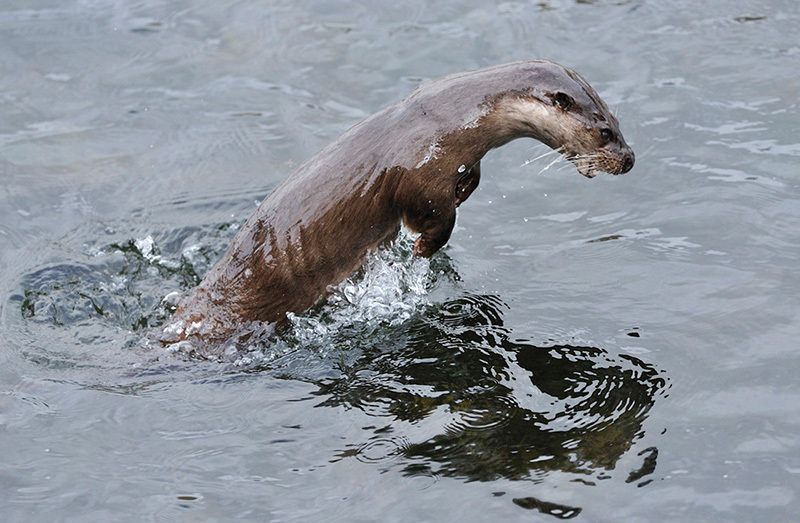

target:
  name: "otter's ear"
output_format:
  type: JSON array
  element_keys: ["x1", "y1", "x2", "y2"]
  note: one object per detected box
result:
[{"x1": 551, "y1": 92, "x2": 574, "y2": 111}]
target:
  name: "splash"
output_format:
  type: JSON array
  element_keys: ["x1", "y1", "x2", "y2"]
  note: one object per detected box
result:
[
  {"x1": 285, "y1": 231, "x2": 433, "y2": 346},
  {"x1": 132, "y1": 235, "x2": 180, "y2": 270}
]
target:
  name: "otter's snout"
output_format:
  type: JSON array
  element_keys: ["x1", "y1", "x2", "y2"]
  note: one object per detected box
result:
[{"x1": 620, "y1": 149, "x2": 635, "y2": 174}]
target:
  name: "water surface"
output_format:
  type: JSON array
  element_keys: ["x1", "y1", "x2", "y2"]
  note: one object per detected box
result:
[{"x1": 2, "y1": 1, "x2": 799, "y2": 520}]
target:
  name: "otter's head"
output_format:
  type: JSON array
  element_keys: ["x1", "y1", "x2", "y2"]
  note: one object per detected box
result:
[{"x1": 496, "y1": 61, "x2": 635, "y2": 178}]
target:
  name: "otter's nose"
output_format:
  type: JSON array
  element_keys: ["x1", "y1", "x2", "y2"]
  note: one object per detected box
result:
[{"x1": 621, "y1": 150, "x2": 635, "y2": 173}]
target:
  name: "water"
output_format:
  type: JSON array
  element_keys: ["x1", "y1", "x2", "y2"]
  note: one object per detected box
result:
[{"x1": 2, "y1": 0, "x2": 799, "y2": 520}]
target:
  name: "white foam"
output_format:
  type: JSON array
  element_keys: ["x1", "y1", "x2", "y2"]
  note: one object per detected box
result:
[
  {"x1": 134, "y1": 235, "x2": 180, "y2": 269},
  {"x1": 286, "y1": 231, "x2": 432, "y2": 344}
]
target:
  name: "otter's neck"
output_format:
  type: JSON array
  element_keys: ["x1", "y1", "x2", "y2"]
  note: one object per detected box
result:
[
  {"x1": 431, "y1": 95, "x2": 559, "y2": 168},
  {"x1": 483, "y1": 95, "x2": 562, "y2": 151}
]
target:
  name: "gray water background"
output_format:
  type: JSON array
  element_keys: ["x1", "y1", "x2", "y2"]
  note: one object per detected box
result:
[{"x1": 1, "y1": 0, "x2": 799, "y2": 520}]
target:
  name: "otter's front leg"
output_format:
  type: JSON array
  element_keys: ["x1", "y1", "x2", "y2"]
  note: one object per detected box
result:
[
  {"x1": 413, "y1": 211, "x2": 455, "y2": 257},
  {"x1": 412, "y1": 162, "x2": 480, "y2": 256},
  {"x1": 405, "y1": 194, "x2": 457, "y2": 258}
]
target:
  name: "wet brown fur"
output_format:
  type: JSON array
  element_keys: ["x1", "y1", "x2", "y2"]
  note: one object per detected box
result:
[{"x1": 161, "y1": 60, "x2": 634, "y2": 349}]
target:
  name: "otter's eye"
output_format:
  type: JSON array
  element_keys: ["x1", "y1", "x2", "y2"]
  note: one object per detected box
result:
[
  {"x1": 553, "y1": 92, "x2": 573, "y2": 111},
  {"x1": 600, "y1": 128, "x2": 613, "y2": 143}
]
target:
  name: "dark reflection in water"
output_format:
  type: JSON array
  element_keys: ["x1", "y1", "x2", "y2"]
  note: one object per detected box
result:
[
  {"x1": 316, "y1": 293, "x2": 667, "y2": 491},
  {"x1": 513, "y1": 496, "x2": 582, "y2": 519}
]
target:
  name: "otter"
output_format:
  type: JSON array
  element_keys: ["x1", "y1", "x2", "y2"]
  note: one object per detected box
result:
[{"x1": 161, "y1": 60, "x2": 634, "y2": 351}]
